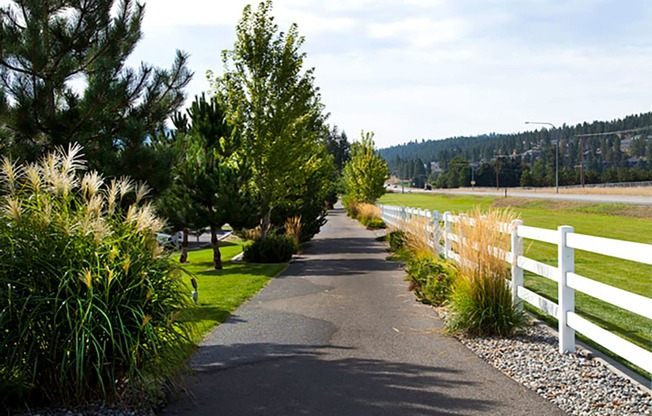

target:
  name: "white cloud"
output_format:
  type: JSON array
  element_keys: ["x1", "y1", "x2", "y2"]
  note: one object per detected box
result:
[
  {"x1": 3, "y1": 0, "x2": 652, "y2": 148},
  {"x1": 367, "y1": 17, "x2": 468, "y2": 49},
  {"x1": 140, "y1": 0, "x2": 247, "y2": 28}
]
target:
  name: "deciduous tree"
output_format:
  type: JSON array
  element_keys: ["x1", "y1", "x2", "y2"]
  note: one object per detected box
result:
[
  {"x1": 213, "y1": 0, "x2": 329, "y2": 240},
  {"x1": 342, "y1": 131, "x2": 389, "y2": 204}
]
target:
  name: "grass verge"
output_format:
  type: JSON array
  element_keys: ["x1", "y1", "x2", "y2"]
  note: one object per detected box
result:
[{"x1": 174, "y1": 239, "x2": 287, "y2": 343}]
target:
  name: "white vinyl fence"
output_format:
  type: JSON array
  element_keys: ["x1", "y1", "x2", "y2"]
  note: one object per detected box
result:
[{"x1": 379, "y1": 204, "x2": 652, "y2": 374}]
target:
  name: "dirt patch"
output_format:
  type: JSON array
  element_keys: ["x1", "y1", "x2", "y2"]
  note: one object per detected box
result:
[
  {"x1": 491, "y1": 198, "x2": 582, "y2": 211},
  {"x1": 610, "y1": 206, "x2": 652, "y2": 219}
]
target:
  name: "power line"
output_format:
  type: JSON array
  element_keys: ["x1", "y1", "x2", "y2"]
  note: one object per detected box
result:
[{"x1": 575, "y1": 125, "x2": 652, "y2": 138}]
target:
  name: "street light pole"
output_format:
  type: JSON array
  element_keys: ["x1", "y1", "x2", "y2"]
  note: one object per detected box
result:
[{"x1": 525, "y1": 121, "x2": 559, "y2": 194}]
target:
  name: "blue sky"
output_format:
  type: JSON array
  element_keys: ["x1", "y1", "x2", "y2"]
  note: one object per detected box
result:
[{"x1": 132, "y1": 0, "x2": 652, "y2": 148}]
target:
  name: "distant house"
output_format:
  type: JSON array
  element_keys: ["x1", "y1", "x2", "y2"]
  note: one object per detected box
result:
[
  {"x1": 620, "y1": 137, "x2": 633, "y2": 152},
  {"x1": 430, "y1": 162, "x2": 443, "y2": 173}
]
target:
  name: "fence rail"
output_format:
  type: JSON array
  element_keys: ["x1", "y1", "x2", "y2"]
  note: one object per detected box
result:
[{"x1": 378, "y1": 204, "x2": 652, "y2": 374}]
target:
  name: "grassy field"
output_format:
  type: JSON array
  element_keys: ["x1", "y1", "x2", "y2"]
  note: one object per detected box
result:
[
  {"x1": 174, "y1": 240, "x2": 287, "y2": 342},
  {"x1": 378, "y1": 192, "x2": 652, "y2": 371}
]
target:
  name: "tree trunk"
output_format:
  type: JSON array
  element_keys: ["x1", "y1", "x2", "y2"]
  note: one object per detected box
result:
[
  {"x1": 261, "y1": 209, "x2": 271, "y2": 241},
  {"x1": 179, "y1": 228, "x2": 189, "y2": 263},
  {"x1": 211, "y1": 226, "x2": 222, "y2": 270}
]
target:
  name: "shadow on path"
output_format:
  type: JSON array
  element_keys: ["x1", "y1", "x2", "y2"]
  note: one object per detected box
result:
[{"x1": 169, "y1": 343, "x2": 498, "y2": 416}]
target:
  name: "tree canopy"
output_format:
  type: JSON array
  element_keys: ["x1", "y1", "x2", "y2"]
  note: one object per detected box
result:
[
  {"x1": 160, "y1": 94, "x2": 257, "y2": 269},
  {"x1": 382, "y1": 112, "x2": 652, "y2": 189},
  {"x1": 213, "y1": 0, "x2": 330, "y2": 239},
  {"x1": 343, "y1": 131, "x2": 389, "y2": 204},
  {"x1": 0, "y1": 0, "x2": 192, "y2": 193}
]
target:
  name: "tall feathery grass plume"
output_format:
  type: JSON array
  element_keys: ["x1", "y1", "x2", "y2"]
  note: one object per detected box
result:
[
  {"x1": 0, "y1": 144, "x2": 194, "y2": 408},
  {"x1": 403, "y1": 215, "x2": 436, "y2": 258},
  {"x1": 357, "y1": 203, "x2": 380, "y2": 220},
  {"x1": 445, "y1": 207, "x2": 526, "y2": 337},
  {"x1": 285, "y1": 216, "x2": 302, "y2": 250}
]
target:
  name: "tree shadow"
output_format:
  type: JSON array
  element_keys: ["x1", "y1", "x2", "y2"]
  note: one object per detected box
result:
[
  {"x1": 307, "y1": 236, "x2": 388, "y2": 256},
  {"x1": 163, "y1": 343, "x2": 504, "y2": 416},
  {"x1": 282, "y1": 257, "x2": 402, "y2": 277}
]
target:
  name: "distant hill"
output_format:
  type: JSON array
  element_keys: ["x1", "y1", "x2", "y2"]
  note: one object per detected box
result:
[{"x1": 380, "y1": 112, "x2": 652, "y2": 189}]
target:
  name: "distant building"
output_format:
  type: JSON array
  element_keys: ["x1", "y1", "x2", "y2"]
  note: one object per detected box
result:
[{"x1": 430, "y1": 162, "x2": 443, "y2": 173}]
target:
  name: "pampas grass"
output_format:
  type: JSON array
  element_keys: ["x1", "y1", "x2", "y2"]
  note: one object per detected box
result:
[{"x1": 0, "y1": 145, "x2": 193, "y2": 407}]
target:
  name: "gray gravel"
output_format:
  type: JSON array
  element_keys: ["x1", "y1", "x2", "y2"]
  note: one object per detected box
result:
[{"x1": 456, "y1": 322, "x2": 652, "y2": 415}]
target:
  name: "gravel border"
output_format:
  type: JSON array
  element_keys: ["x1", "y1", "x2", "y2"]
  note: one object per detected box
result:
[{"x1": 454, "y1": 320, "x2": 652, "y2": 415}]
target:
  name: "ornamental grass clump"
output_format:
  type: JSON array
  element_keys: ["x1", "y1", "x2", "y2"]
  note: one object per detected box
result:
[
  {"x1": 0, "y1": 145, "x2": 194, "y2": 408},
  {"x1": 445, "y1": 207, "x2": 526, "y2": 337},
  {"x1": 356, "y1": 203, "x2": 385, "y2": 229},
  {"x1": 403, "y1": 215, "x2": 435, "y2": 258},
  {"x1": 285, "y1": 216, "x2": 302, "y2": 253}
]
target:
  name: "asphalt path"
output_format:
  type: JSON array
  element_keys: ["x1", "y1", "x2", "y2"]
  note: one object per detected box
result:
[
  {"x1": 162, "y1": 208, "x2": 565, "y2": 416},
  {"x1": 402, "y1": 187, "x2": 652, "y2": 206}
]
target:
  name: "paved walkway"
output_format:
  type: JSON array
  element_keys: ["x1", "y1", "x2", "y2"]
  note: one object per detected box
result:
[{"x1": 162, "y1": 208, "x2": 565, "y2": 415}]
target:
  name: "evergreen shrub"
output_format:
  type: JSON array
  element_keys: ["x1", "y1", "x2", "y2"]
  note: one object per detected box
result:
[
  {"x1": 405, "y1": 254, "x2": 456, "y2": 306},
  {"x1": 243, "y1": 234, "x2": 294, "y2": 263}
]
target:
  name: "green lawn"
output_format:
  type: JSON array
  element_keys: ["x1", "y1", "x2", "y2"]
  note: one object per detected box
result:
[
  {"x1": 174, "y1": 240, "x2": 287, "y2": 342},
  {"x1": 378, "y1": 192, "x2": 652, "y2": 370}
]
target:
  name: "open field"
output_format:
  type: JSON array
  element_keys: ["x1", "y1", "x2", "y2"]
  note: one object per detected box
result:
[
  {"x1": 378, "y1": 192, "x2": 652, "y2": 369},
  {"x1": 175, "y1": 240, "x2": 287, "y2": 342}
]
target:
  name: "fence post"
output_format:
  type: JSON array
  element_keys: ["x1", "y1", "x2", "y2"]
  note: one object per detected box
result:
[
  {"x1": 432, "y1": 210, "x2": 440, "y2": 256},
  {"x1": 510, "y1": 219, "x2": 524, "y2": 311},
  {"x1": 558, "y1": 225, "x2": 575, "y2": 354},
  {"x1": 443, "y1": 211, "x2": 451, "y2": 259}
]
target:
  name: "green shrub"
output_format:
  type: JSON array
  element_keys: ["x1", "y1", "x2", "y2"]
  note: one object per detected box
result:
[
  {"x1": 243, "y1": 234, "x2": 294, "y2": 263},
  {"x1": 405, "y1": 254, "x2": 456, "y2": 306},
  {"x1": 0, "y1": 145, "x2": 193, "y2": 407},
  {"x1": 360, "y1": 217, "x2": 386, "y2": 229},
  {"x1": 388, "y1": 230, "x2": 407, "y2": 252}
]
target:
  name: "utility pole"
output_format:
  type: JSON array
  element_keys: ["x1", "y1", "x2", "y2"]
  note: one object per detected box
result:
[
  {"x1": 525, "y1": 121, "x2": 559, "y2": 193},
  {"x1": 580, "y1": 137, "x2": 585, "y2": 187},
  {"x1": 495, "y1": 157, "x2": 501, "y2": 190}
]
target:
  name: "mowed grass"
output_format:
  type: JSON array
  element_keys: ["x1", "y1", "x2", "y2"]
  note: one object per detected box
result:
[
  {"x1": 378, "y1": 192, "x2": 652, "y2": 365},
  {"x1": 174, "y1": 239, "x2": 287, "y2": 343}
]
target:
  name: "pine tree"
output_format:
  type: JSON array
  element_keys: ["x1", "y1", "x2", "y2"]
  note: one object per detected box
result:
[
  {"x1": 166, "y1": 94, "x2": 257, "y2": 269},
  {"x1": 0, "y1": 0, "x2": 191, "y2": 192}
]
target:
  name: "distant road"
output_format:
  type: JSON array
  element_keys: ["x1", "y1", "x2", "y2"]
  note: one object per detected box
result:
[{"x1": 396, "y1": 187, "x2": 652, "y2": 206}]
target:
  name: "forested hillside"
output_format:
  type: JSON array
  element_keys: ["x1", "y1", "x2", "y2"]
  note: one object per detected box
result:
[{"x1": 381, "y1": 112, "x2": 652, "y2": 188}]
